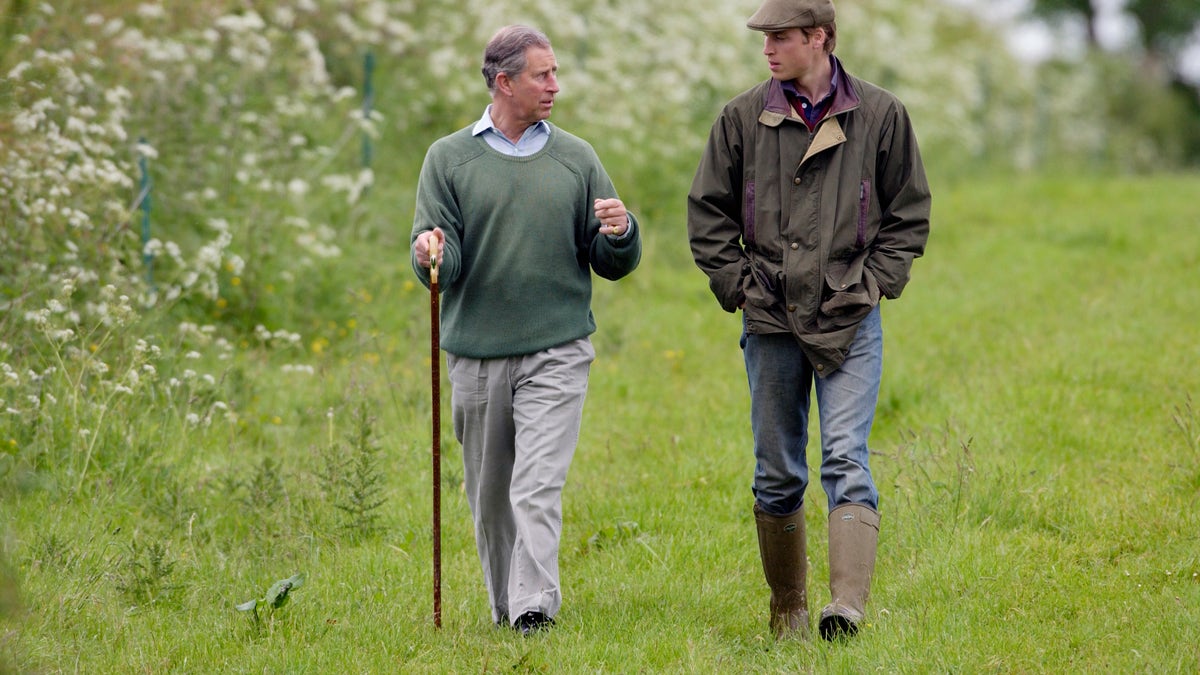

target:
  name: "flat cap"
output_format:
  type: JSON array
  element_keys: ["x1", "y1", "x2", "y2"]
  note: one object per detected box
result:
[{"x1": 746, "y1": 0, "x2": 835, "y2": 31}]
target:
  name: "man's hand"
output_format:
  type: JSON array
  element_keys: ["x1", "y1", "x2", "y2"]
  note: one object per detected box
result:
[
  {"x1": 415, "y1": 228, "x2": 444, "y2": 268},
  {"x1": 595, "y1": 198, "x2": 629, "y2": 236}
]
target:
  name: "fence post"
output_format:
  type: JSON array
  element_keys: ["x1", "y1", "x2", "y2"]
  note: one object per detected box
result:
[
  {"x1": 361, "y1": 50, "x2": 375, "y2": 171},
  {"x1": 138, "y1": 136, "x2": 153, "y2": 286}
]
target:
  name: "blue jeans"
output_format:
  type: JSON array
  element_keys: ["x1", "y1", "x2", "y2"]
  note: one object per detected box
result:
[{"x1": 742, "y1": 307, "x2": 882, "y2": 516}]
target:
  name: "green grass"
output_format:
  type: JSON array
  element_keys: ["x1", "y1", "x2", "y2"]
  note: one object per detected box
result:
[{"x1": 4, "y1": 171, "x2": 1199, "y2": 673}]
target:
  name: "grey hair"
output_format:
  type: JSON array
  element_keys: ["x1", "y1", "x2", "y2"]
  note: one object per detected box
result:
[{"x1": 481, "y1": 25, "x2": 552, "y2": 93}]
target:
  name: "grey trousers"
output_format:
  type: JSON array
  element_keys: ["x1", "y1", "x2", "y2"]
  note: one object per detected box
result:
[{"x1": 446, "y1": 337, "x2": 595, "y2": 624}]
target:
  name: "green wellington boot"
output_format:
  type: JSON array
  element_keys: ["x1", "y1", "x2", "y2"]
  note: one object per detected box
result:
[
  {"x1": 818, "y1": 503, "x2": 880, "y2": 640},
  {"x1": 754, "y1": 503, "x2": 809, "y2": 639}
]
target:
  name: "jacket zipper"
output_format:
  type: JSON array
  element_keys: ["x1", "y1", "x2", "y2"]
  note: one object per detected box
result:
[{"x1": 856, "y1": 179, "x2": 870, "y2": 249}]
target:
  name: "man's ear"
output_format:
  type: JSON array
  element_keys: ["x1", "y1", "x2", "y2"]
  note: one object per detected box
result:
[{"x1": 495, "y1": 72, "x2": 514, "y2": 96}]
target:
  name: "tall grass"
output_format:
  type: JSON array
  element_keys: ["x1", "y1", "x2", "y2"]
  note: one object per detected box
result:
[{"x1": 2, "y1": 1, "x2": 1199, "y2": 672}]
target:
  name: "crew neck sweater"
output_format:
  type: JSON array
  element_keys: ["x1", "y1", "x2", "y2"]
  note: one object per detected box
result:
[{"x1": 411, "y1": 124, "x2": 641, "y2": 359}]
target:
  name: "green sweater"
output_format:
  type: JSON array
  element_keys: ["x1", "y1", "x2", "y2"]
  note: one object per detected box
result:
[{"x1": 411, "y1": 124, "x2": 641, "y2": 359}]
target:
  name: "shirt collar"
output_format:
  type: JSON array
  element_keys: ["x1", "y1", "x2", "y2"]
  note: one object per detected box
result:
[{"x1": 472, "y1": 105, "x2": 551, "y2": 139}]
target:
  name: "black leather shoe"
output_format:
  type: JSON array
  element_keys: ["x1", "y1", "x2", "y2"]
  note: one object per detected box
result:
[{"x1": 513, "y1": 611, "x2": 554, "y2": 636}]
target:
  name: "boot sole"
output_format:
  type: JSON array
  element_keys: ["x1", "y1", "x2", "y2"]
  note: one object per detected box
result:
[{"x1": 818, "y1": 614, "x2": 859, "y2": 641}]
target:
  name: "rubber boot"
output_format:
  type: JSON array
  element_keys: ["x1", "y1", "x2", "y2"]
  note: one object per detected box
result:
[
  {"x1": 754, "y1": 503, "x2": 809, "y2": 639},
  {"x1": 818, "y1": 503, "x2": 880, "y2": 640}
]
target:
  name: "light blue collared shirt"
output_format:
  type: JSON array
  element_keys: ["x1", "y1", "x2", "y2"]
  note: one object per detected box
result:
[{"x1": 472, "y1": 105, "x2": 551, "y2": 156}]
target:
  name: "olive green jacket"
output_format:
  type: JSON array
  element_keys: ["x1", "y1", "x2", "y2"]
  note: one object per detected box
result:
[{"x1": 687, "y1": 59, "x2": 931, "y2": 374}]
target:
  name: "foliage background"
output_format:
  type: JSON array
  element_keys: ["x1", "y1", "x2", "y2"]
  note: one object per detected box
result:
[{"x1": 1, "y1": 0, "x2": 1199, "y2": 672}]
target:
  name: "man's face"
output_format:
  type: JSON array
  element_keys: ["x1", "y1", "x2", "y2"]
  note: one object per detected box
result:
[
  {"x1": 761, "y1": 28, "x2": 823, "y2": 82},
  {"x1": 509, "y1": 46, "x2": 560, "y2": 125}
]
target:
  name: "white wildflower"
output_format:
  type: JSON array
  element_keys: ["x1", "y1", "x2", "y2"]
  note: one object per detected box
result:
[
  {"x1": 7, "y1": 61, "x2": 31, "y2": 80},
  {"x1": 137, "y1": 3, "x2": 166, "y2": 19},
  {"x1": 24, "y1": 310, "x2": 49, "y2": 327},
  {"x1": 273, "y1": 6, "x2": 296, "y2": 27},
  {"x1": 136, "y1": 140, "x2": 158, "y2": 159},
  {"x1": 287, "y1": 178, "x2": 310, "y2": 196}
]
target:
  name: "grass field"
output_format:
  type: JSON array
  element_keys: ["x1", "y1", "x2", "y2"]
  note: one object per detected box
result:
[{"x1": 2, "y1": 170, "x2": 1199, "y2": 673}]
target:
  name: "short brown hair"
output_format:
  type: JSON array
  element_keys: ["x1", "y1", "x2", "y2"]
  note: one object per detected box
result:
[{"x1": 803, "y1": 22, "x2": 837, "y2": 54}]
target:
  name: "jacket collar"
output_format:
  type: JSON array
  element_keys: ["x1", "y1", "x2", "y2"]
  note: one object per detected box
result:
[{"x1": 758, "y1": 56, "x2": 860, "y2": 128}]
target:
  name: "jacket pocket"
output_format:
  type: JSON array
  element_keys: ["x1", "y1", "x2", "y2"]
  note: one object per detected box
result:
[
  {"x1": 742, "y1": 253, "x2": 783, "y2": 310},
  {"x1": 818, "y1": 253, "x2": 880, "y2": 330}
]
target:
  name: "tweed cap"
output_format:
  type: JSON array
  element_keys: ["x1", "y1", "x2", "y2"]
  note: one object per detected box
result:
[{"x1": 746, "y1": 0, "x2": 835, "y2": 31}]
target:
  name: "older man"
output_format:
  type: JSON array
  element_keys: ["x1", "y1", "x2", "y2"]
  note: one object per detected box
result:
[
  {"x1": 411, "y1": 25, "x2": 641, "y2": 635},
  {"x1": 688, "y1": 0, "x2": 931, "y2": 640}
]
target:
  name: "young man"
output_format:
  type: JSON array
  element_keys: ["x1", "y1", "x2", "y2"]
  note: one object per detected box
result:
[
  {"x1": 411, "y1": 25, "x2": 641, "y2": 635},
  {"x1": 687, "y1": 0, "x2": 931, "y2": 641}
]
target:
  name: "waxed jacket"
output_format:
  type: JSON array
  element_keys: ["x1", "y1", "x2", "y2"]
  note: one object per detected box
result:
[{"x1": 687, "y1": 59, "x2": 931, "y2": 374}]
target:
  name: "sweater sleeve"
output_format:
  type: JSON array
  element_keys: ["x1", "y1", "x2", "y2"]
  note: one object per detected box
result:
[
  {"x1": 580, "y1": 146, "x2": 641, "y2": 281},
  {"x1": 589, "y1": 212, "x2": 641, "y2": 281},
  {"x1": 410, "y1": 138, "x2": 464, "y2": 290}
]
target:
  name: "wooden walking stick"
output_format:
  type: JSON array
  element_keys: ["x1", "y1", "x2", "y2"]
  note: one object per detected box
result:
[{"x1": 429, "y1": 235, "x2": 442, "y2": 629}]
